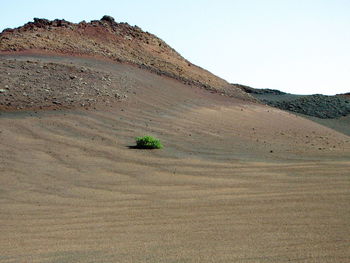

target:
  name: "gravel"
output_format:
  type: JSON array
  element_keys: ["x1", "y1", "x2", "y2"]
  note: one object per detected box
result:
[{"x1": 0, "y1": 59, "x2": 129, "y2": 111}]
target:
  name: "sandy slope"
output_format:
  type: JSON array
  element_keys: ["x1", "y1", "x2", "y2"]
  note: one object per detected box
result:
[{"x1": 0, "y1": 55, "x2": 350, "y2": 263}]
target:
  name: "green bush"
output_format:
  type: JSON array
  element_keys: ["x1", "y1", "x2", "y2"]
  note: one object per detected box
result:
[{"x1": 135, "y1": 135, "x2": 163, "y2": 149}]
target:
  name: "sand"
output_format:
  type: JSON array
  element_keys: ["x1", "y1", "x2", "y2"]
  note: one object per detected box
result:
[{"x1": 0, "y1": 55, "x2": 349, "y2": 262}]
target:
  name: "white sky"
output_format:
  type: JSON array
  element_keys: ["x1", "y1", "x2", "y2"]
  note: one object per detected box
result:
[{"x1": 1, "y1": 0, "x2": 350, "y2": 95}]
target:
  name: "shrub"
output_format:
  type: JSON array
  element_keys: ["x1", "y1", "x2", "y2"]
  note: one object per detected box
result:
[{"x1": 135, "y1": 135, "x2": 163, "y2": 149}]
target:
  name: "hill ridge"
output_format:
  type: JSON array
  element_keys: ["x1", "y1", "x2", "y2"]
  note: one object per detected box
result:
[{"x1": 0, "y1": 16, "x2": 252, "y2": 101}]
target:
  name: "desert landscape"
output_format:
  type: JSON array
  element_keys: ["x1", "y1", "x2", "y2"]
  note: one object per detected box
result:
[{"x1": 0, "y1": 17, "x2": 350, "y2": 263}]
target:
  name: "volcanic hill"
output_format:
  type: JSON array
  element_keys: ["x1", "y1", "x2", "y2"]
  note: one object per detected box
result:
[
  {"x1": 0, "y1": 16, "x2": 250, "y2": 101},
  {"x1": 1, "y1": 16, "x2": 350, "y2": 263}
]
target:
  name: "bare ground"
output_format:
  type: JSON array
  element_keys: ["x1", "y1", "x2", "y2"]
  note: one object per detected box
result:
[
  {"x1": 0, "y1": 17, "x2": 252, "y2": 100},
  {"x1": 0, "y1": 55, "x2": 349, "y2": 263},
  {"x1": 0, "y1": 58, "x2": 129, "y2": 111}
]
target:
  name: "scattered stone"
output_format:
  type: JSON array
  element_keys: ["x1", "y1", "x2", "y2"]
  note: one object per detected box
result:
[{"x1": 0, "y1": 59, "x2": 128, "y2": 111}]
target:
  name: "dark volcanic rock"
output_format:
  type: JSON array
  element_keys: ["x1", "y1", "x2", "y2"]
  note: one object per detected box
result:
[
  {"x1": 33, "y1": 18, "x2": 51, "y2": 27},
  {"x1": 101, "y1": 15, "x2": 116, "y2": 24},
  {"x1": 241, "y1": 84, "x2": 350, "y2": 119},
  {"x1": 264, "y1": 94, "x2": 350, "y2": 119},
  {"x1": 235, "y1": 84, "x2": 286, "y2": 95}
]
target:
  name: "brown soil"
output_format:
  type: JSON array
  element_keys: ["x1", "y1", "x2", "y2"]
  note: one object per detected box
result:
[
  {"x1": 0, "y1": 17, "x2": 252, "y2": 101},
  {"x1": 1, "y1": 55, "x2": 350, "y2": 262},
  {"x1": 339, "y1": 92, "x2": 350, "y2": 99},
  {"x1": 0, "y1": 58, "x2": 128, "y2": 111}
]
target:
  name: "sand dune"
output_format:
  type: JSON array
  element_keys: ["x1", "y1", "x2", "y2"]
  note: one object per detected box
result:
[{"x1": 1, "y1": 55, "x2": 350, "y2": 262}]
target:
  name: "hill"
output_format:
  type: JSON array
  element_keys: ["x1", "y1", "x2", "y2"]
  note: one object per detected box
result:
[
  {"x1": 0, "y1": 16, "x2": 251, "y2": 101},
  {"x1": 0, "y1": 17, "x2": 350, "y2": 263}
]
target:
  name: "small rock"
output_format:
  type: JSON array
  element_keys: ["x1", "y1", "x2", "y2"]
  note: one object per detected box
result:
[{"x1": 101, "y1": 15, "x2": 116, "y2": 24}]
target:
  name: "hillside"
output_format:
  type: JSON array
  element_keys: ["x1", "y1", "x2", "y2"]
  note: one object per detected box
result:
[
  {"x1": 0, "y1": 16, "x2": 251, "y2": 101},
  {"x1": 1, "y1": 16, "x2": 350, "y2": 263},
  {"x1": 1, "y1": 55, "x2": 350, "y2": 263}
]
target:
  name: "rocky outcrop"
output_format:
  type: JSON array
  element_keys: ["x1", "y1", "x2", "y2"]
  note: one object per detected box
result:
[{"x1": 235, "y1": 84, "x2": 286, "y2": 95}]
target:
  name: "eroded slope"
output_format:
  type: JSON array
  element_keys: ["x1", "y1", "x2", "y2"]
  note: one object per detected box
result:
[{"x1": 0, "y1": 16, "x2": 251, "y2": 100}]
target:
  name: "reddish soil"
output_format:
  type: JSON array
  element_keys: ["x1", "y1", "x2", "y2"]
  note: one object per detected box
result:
[{"x1": 0, "y1": 16, "x2": 252, "y2": 101}]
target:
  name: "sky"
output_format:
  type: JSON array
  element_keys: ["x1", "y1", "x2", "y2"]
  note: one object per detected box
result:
[{"x1": 1, "y1": 0, "x2": 350, "y2": 95}]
